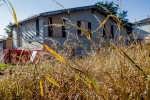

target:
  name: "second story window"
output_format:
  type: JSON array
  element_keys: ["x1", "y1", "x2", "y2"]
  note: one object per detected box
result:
[
  {"x1": 77, "y1": 20, "x2": 91, "y2": 37},
  {"x1": 36, "y1": 18, "x2": 39, "y2": 36},
  {"x1": 48, "y1": 17, "x2": 66, "y2": 38},
  {"x1": 103, "y1": 24, "x2": 114, "y2": 38}
]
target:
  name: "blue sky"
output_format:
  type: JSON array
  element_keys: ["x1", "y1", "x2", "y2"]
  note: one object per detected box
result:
[{"x1": 0, "y1": 0, "x2": 150, "y2": 36}]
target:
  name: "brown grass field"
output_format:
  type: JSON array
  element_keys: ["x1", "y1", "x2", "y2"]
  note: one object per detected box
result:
[
  {"x1": 0, "y1": 43, "x2": 150, "y2": 99},
  {"x1": 0, "y1": 0, "x2": 150, "y2": 99}
]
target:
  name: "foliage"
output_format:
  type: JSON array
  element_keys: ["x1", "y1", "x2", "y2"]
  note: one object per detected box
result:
[
  {"x1": 119, "y1": 10, "x2": 129, "y2": 22},
  {"x1": 4, "y1": 22, "x2": 12, "y2": 36},
  {"x1": 0, "y1": 63, "x2": 7, "y2": 70},
  {"x1": 95, "y1": 1, "x2": 129, "y2": 22},
  {"x1": 95, "y1": 1, "x2": 118, "y2": 16}
]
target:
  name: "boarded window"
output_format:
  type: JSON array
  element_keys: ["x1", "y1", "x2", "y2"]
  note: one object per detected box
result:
[
  {"x1": 103, "y1": 24, "x2": 113, "y2": 38},
  {"x1": 81, "y1": 20, "x2": 88, "y2": 35},
  {"x1": 77, "y1": 20, "x2": 91, "y2": 37},
  {"x1": 52, "y1": 18, "x2": 62, "y2": 37}
]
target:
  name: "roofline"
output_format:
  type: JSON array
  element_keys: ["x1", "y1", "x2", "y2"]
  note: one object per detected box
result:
[
  {"x1": 132, "y1": 18, "x2": 150, "y2": 25},
  {"x1": 10, "y1": 5, "x2": 109, "y2": 27},
  {"x1": 40, "y1": 5, "x2": 109, "y2": 16},
  {"x1": 10, "y1": 14, "x2": 41, "y2": 27},
  {"x1": 10, "y1": 5, "x2": 132, "y2": 29},
  {"x1": 132, "y1": 21, "x2": 150, "y2": 25}
]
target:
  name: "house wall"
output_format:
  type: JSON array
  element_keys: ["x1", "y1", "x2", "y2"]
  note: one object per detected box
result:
[
  {"x1": 132, "y1": 23, "x2": 150, "y2": 44},
  {"x1": 94, "y1": 10, "x2": 128, "y2": 44},
  {"x1": 12, "y1": 17, "x2": 43, "y2": 49},
  {"x1": 12, "y1": 26, "x2": 18, "y2": 49},
  {"x1": 133, "y1": 23, "x2": 150, "y2": 39},
  {"x1": 12, "y1": 9, "x2": 129, "y2": 50},
  {"x1": 43, "y1": 9, "x2": 128, "y2": 49}
]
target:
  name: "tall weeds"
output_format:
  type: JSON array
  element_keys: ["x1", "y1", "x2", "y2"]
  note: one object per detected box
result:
[{"x1": 0, "y1": 0, "x2": 150, "y2": 100}]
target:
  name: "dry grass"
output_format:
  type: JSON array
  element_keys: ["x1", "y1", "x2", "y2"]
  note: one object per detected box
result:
[
  {"x1": 1, "y1": 0, "x2": 150, "y2": 99},
  {"x1": 0, "y1": 44, "x2": 150, "y2": 100}
]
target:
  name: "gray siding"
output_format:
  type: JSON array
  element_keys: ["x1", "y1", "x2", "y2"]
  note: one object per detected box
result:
[
  {"x1": 43, "y1": 9, "x2": 128, "y2": 48},
  {"x1": 12, "y1": 26, "x2": 18, "y2": 49},
  {"x1": 13, "y1": 17, "x2": 43, "y2": 49},
  {"x1": 133, "y1": 23, "x2": 150, "y2": 39},
  {"x1": 12, "y1": 9, "x2": 129, "y2": 49}
]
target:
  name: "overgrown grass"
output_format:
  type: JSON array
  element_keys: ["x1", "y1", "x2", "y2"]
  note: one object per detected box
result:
[
  {"x1": 0, "y1": 44, "x2": 150, "y2": 99},
  {"x1": 0, "y1": 0, "x2": 150, "y2": 99}
]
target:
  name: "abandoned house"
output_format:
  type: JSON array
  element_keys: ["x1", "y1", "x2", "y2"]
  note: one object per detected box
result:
[{"x1": 10, "y1": 5, "x2": 132, "y2": 51}]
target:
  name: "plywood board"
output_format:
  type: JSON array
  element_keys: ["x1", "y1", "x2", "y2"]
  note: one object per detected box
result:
[
  {"x1": 105, "y1": 24, "x2": 112, "y2": 38},
  {"x1": 6, "y1": 37, "x2": 12, "y2": 49},
  {"x1": 52, "y1": 18, "x2": 62, "y2": 37},
  {"x1": 81, "y1": 20, "x2": 88, "y2": 35}
]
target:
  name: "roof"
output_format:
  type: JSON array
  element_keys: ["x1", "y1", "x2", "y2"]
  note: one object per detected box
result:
[
  {"x1": 10, "y1": 5, "x2": 132, "y2": 28},
  {"x1": 10, "y1": 5, "x2": 108, "y2": 26},
  {"x1": 133, "y1": 18, "x2": 150, "y2": 25}
]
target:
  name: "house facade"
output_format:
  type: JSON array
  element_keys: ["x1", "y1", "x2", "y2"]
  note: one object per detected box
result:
[
  {"x1": 11, "y1": 5, "x2": 131, "y2": 50},
  {"x1": 132, "y1": 18, "x2": 150, "y2": 43}
]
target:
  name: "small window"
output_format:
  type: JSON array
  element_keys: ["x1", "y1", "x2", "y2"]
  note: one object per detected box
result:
[
  {"x1": 91, "y1": 9, "x2": 95, "y2": 14},
  {"x1": 48, "y1": 17, "x2": 66, "y2": 37},
  {"x1": 36, "y1": 19, "x2": 39, "y2": 36},
  {"x1": 48, "y1": 18, "x2": 52, "y2": 37},
  {"x1": 77, "y1": 20, "x2": 92, "y2": 37},
  {"x1": 77, "y1": 21, "x2": 81, "y2": 36},
  {"x1": 52, "y1": 18, "x2": 62, "y2": 37},
  {"x1": 62, "y1": 19, "x2": 66, "y2": 38},
  {"x1": 88, "y1": 22, "x2": 92, "y2": 37},
  {"x1": 81, "y1": 20, "x2": 88, "y2": 35}
]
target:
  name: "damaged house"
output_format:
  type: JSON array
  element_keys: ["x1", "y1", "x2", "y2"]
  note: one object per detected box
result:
[{"x1": 10, "y1": 5, "x2": 132, "y2": 52}]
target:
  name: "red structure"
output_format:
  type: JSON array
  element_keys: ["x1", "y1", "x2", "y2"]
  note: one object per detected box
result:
[{"x1": 3, "y1": 49, "x2": 49, "y2": 64}]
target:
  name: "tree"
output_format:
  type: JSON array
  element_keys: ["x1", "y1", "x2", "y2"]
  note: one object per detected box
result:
[
  {"x1": 119, "y1": 11, "x2": 128, "y2": 22},
  {"x1": 95, "y1": 1, "x2": 118, "y2": 16},
  {"x1": 95, "y1": 1, "x2": 129, "y2": 22},
  {"x1": 4, "y1": 22, "x2": 12, "y2": 37}
]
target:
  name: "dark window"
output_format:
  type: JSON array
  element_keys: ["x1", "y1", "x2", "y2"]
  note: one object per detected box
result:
[
  {"x1": 111, "y1": 25, "x2": 114, "y2": 38},
  {"x1": 62, "y1": 19, "x2": 66, "y2": 38},
  {"x1": 103, "y1": 25, "x2": 106, "y2": 38},
  {"x1": 77, "y1": 21, "x2": 81, "y2": 36},
  {"x1": 91, "y1": 9, "x2": 95, "y2": 14},
  {"x1": 48, "y1": 18, "x2": 52, "y2": 37},
  {"x1": 88, "y1": 22, "x2": 92, "y2": 36},
  {"x1": 36, "y1": 19, "x2": 39, "y2": 36},
  {"x1": 77, "y1": 21, "x2": 92, "y2": 37}
]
